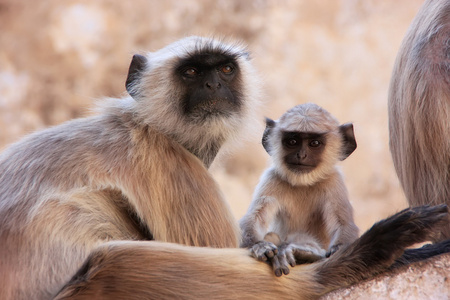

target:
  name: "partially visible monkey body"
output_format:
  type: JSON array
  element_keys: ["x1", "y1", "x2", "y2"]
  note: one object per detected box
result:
[
  {"x1": 55, "y1": 205, "x2": 450, "y2": 299},
  {"x1": 240, "y1": 103, "x2": 359, "y2": 276},
  {"x1": 389, "y1": 0, "x2": 450, "y2": 241},
  {"x1": 0, "y1": 36, "x2": 260, "y2": 299}
]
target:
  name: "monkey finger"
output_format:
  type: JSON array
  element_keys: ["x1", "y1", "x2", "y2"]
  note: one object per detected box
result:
[
  {"x1": 264, "y1": 241, "x2": 278, "y2": 257},
  {"x1": 285, "y1": 249, "x2": 296, "y2": 267},
  {"x1": 253, "y1": 241, "x2": 278, "y2": 259},
  {"x1": 250, "y1": 246, "x2": 267, "y2": 262},
  {"x1": 276, "y1": 254, "x2": 291, "y2": 275},
  {"x1": 250, "y1": 245, "x2": 263, "y2": 260},
  {"x1": 265, "y1": 248, "x2": 276, "y2": 259},
  {"x1": 270, "y1": 255, "x2": 284, "y2": 277},
  {"x1": 251, "y1": 243, "x2": 276, "y2": 261}
]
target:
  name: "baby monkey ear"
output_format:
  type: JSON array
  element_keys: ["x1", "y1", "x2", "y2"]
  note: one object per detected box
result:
[
  {"x1": 339, "y1": 123, "x2": 357, "y2": 160},
  {"x1": 126, "y1": 54, "x2": 148, "y2": 99},
  {"x1": 262, "y1": 118, "x2": 276, "y2": 155}
]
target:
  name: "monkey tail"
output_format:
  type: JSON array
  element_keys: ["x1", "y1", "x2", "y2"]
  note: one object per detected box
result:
[
  {"x1": 55, "y1": 205, "x2": 448, "y2": 300},
  {"x1": 390, "y1": 238, "x2": 450, "y2": 269},
  {"x1": 313, "y1": 204, "x2": 449, "y2": 294}
]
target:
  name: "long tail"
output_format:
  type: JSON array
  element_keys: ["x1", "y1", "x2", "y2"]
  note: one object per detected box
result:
[
  {"x1": 55, "y1": 205, "x2": 448, "y2": 300},
  {"x1": 314, "y1": 204, "x2": 449, "y2": 293},
  {"x1": 390, "y1": 239, "x2": 450, "y2": 269}
]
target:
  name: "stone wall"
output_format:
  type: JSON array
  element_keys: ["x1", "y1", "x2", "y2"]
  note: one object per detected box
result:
[{"x1": 323, "y1": 254, "x2": 450, "y2": 300}]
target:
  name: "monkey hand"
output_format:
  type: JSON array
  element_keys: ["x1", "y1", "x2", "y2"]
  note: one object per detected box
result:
[
  {"x1": 250, "y1": 241, "x2": 278, "y2": 262},
  {"x1": 268, "y1": 243, "x2": 326, "y2": 277}
]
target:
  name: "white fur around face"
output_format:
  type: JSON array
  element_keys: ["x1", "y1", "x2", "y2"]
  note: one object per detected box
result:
[
  {"x1": 268, "y1": 103, "x2": 343, "y2": 186},
  {"x1": 127, "y1": 36, "x2": 261, "y2": 163}
]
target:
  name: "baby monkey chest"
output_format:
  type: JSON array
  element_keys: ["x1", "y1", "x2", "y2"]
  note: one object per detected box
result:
[{"x1": 275, "y1": 202, "x2": 330, "y2": 242}]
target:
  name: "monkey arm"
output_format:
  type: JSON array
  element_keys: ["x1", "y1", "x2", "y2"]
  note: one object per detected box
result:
[
  {"x1": 240, "y1": 196, "x2": 303, "y2": 277},
  {"x1": 323, "y1": 176, "x2": 359, "y2": 254},
  {"x1": 239, "y1": 195, "x2": 280, "y2": 248},
  {"x1": 327, "y1": 212, "x2": 359, "y2": 253},
  {"x1": 325, "y1": 217, "x2": 359, "y2": 257},
  {"x1": 114, "y1": 126, "x2": 240, "y2": 248}
]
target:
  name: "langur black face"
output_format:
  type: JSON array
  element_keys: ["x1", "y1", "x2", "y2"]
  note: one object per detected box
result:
[
  {"x1": 175, "y1": 51, "x2": 243, "y2": 120},
  {"x1": 281, "y1": 131, "x2": 327, "y2": 173}
]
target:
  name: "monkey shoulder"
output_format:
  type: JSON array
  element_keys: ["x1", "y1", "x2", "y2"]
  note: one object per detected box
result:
[{"x1": 252, "y1": 167, "x2": 279, "y2": 192}]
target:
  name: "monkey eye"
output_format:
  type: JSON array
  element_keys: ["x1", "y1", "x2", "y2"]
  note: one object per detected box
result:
[
  {"x1": 284, "y1": 138, "x2": 298, "y2": 147},
  {"x1": 220, "y1": 65, "x2": 234, "y2": 74},
  {"x1": 309, "y1": 140, "x2": 321, "y2": 148},
  {"x1": 183, "y1": 68, "x2": 199, "y2": 77}
]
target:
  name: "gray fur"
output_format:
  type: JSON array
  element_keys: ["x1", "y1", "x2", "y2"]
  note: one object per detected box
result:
[{"x1": 240, "y1": 104, "x2": 359, "y2": 275}]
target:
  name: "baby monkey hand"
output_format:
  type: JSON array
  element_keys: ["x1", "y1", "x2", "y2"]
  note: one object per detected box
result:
[
  {"x1": 249, "y1": 232, "x2": 280, "y2": 262},
  {"x1": 251, "y1": 232, "x2": 326, "y2": 277}
]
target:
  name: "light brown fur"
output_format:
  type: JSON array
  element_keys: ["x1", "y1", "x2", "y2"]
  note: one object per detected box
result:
[
  {"x1": 388, "y1": 0, "x2": 450, "y2": 240},
  {"x1": 2, "y1": 33, "x2": 449, "y2": 300},
  {"x1": 0, "y1": 36, "x2": 256, "y2": 299},
  {"x1": 55, "y1": 205, "x2": 450, "y2": 299},
  {"x1": 243, "y1": 168, "x2": 358, "y2": 250},
  {"x1": 240, "y1": 104, "x2": 359, "y2": 275},
  {"x1": 0, "y1": 104, "x2": 240, "y2": 299}
]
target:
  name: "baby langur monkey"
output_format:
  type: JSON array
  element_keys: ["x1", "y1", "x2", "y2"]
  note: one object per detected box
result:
[{"x1": 240, "y1": 103, "x2": 359, "y2": 276}]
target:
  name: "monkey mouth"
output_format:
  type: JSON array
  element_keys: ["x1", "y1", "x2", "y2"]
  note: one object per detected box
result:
[
  {"x1": 287, "y1": 163, "x2": 316, "y2": 173},
  {"x1": 199, "y1": 99, "x2": 220, "y2": 112},
  {"x1": 195, "y1": 98, "x2": 235, "y2": 115}
]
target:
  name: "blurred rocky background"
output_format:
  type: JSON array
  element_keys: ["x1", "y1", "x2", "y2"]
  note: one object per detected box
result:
[{"x1": 0, "y1": 0, "x2": 424, "y2": 231}]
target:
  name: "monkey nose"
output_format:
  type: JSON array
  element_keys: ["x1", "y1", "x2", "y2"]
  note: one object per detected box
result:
[
  {"x1": 205, "y1": 81, "x2": 221, "y2": 90},
  {"x1": 297, "y1": 152, "x2": 307, "y2": 159}
]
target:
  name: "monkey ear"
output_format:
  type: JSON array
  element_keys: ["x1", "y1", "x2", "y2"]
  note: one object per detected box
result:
[
  {"x1": 262, "y1": 118, "x2": 276, "y2": 155},
  {"x1": 126, "y1": 54, "x2": 148, "y2": 99},
  {"x1": 339, "y1": 123, "x2": 357, "y2": 160}
]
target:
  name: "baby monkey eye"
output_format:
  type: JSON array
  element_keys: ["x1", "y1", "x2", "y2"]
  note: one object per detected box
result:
[
  {"x1": 221, "y1": 65, "x2": 234, "y2": 74},
  {"x1": 309, "y1": 140, "x2": 321, "y2": 147},
  {"x1": 286, "y1": 139, "x2": 297, "y2": 147}
]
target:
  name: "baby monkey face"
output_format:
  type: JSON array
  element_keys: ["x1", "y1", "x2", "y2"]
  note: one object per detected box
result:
[{"x1": 281, "y1": 131, "x2": 327, "y2": 173}]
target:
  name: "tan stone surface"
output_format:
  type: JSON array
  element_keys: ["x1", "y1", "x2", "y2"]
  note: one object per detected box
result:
[{"x1": 322, "y1": 254, "x2": 450, "y2": 300}]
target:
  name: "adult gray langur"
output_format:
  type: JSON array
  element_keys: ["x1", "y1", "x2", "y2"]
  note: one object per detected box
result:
[
  {"x1": 0, "y1": 36, "x2": 259, "y2": 299},
  {"x1": 388, "y1": 0, "x2": 450, "y2": 241}
]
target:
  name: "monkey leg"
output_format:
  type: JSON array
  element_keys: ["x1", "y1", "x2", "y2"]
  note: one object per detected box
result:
[
  {"x1": 285, "y1": 232, "x2": 327, "y2": 264},
  {"x1": 289, "y1": 243, "x2": 326, "y2": 264},
  {"x1": 268, "y1": 252, "x2": 291, "y2": 277}
]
